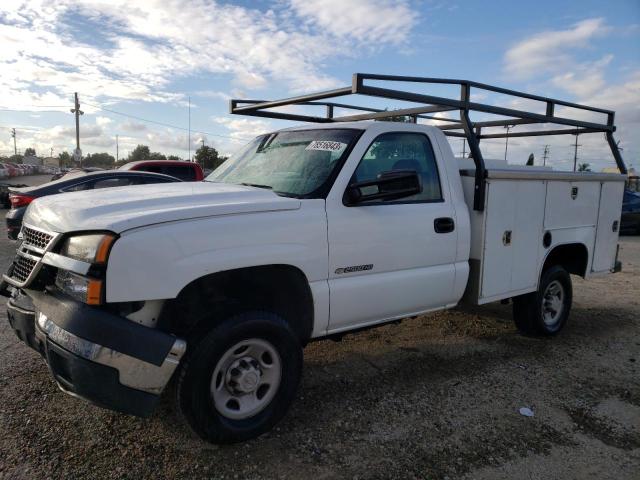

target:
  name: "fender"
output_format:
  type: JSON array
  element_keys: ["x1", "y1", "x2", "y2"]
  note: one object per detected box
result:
[{"x1": 105, "y1": 200, "x2": 328, "y2": 303}]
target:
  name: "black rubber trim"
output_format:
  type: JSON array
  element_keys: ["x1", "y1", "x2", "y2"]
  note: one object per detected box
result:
[
  {"x1": 26, "y1": 288, "x2": 174, "y2": 366},
  {"x1": 6, "y1": 298, "x2": 42, "y2": 353},
  {"x1": 44, "y1": 338, "x2": 159, "y2": 417}
]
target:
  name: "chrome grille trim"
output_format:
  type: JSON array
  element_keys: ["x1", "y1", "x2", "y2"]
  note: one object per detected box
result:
[
  {"x1": 3, "y1": 224, "x2": 62, "y2": 288},
  {"x1": 23, "y1": 226, "x2": 54, "y2": 250},
  {"x1": 11, "y1": 256, "x2": 37, "y2": 283}
]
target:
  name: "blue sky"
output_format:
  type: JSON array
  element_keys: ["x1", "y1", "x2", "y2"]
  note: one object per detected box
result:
[{"x1": 0, "y1": 0, "x2": 638, "y2": 171}]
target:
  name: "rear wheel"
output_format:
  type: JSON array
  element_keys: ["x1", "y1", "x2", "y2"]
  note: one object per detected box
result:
[
  {"x1": 513, "y1": 265, "x2": 572, "y2": 336},
  {"x1": 176, "y1": 311, "x2": 302, "y2": 444}
]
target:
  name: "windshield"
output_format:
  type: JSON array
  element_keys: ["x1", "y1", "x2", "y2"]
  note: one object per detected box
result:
[{"x1": 206, "y1": 129, "x2": 361, "y2": 197}]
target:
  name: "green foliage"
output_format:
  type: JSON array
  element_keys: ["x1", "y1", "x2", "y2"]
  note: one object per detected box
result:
[
  {"x1": 128, "y1": 145, "x2": 151, "y2": 162},
  {"x1": 167, "y1": 155, "x2": 182, "y2": 160},
  {"x1": 24, "y1": 147, "x2": 36, "y2": 156},
  {"x1": 126, "y1": 145, "x2": 167, "y2": 161},
  {"x1": 84, "y1": 152, "x2": 115, "y2": 168},
  {"x1": 577, "y1": 162, "x2": 591, "y2": 172},
  {"x1": 58, "y1": 151, "x2": 73, "y2": 168},
  {"x1": 9, "y1": 154, "x2": 23, "y2": 164},
  {"x1": 195, "y1": 145, "x2": 227, "y2": 170}
]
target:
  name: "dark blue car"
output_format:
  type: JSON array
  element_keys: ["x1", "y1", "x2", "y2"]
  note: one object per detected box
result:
[{"x1": 621, "y1": 188, "x2": 640, "y2": 234}]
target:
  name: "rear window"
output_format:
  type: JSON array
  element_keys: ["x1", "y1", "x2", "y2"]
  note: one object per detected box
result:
[{"x1": 163, "y1": 165, "x2": 196, "y2": 181}]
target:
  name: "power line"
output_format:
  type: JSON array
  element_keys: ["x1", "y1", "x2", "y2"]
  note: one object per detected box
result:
[
  {"x1": 82, "y1": 101, "x2": 251, "y2": 142},
  {"x1": 2, "y1": 102, "x2": 252, "y2": 143},
  {"x1": 0, "y1": 105, "x2": 68, "y2": 109}
]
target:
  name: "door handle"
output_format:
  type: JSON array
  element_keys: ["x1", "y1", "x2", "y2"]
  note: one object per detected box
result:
[{"x1": 434, "y1": 217, "x2": 455, "y2": 234}]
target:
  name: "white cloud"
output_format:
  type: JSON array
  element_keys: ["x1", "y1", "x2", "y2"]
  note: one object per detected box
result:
[
  {"x1": 0, "y1": 0, "x2": 417, "y2": 113},
  {"x1": 96, "y1": 116, "x2": 112, "y2": 127},
  {"x1": 289, "y1": 0, "x2": 417, "y2": 44},
  {"x1": 214, "y1": 117, "x2": 272, "y2": 142},
  {"x1": 120, "y1": 121, "x2": 148, "y2": 133},
  {"x1": 500, "y1": 18, "x2": 639, "y2": 171},
  {"x1": 504, "y1": 18, "x2": 608, "y2": 79}
]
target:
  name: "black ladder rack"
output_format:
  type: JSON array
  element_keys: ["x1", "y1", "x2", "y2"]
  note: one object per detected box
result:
[{"x1": 230, "y1": 73, "x2": 627, "y2": 211}]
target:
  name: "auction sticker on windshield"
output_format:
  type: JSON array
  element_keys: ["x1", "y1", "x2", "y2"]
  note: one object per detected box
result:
[{"x1": 305, "y1": 140, "x2": 346, "y2": 152}]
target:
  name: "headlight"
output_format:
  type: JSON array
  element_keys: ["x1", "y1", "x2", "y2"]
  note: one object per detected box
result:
[
  {"x1": 55, "y1": 270, "x2": 103, "y2": 305},
  {"x1": 59, "y1": 233, "x2": 116, "y2": 264}
]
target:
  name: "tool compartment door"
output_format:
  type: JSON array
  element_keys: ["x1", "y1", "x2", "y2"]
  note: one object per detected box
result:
[
  {"x1": 592, "y1": 181, "x2": 624, "y2": 273},
  {"x1": 480, "y1": 179, "x2": 546, "y2": 300}
]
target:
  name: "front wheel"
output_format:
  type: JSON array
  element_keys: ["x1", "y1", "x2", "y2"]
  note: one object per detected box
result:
[
  {"x1": 513, "y1": 265, "x2": 573, "y2": 336},
  {"x1": 176, "y1": 311, "x2": 302, "y2": 443}
]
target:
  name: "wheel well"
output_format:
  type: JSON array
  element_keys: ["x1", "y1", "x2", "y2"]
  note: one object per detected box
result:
[
  {"x1": 542, "y1": 243, "x2": 589, "y2": 278},
  {"x1": 159, "y1": 265, "x2": 314, "y2": 344}
]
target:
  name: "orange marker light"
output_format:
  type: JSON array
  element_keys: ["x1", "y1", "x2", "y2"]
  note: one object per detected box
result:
[
  {"x1": 95, "y1": 235, "x2": 116, "y2": 264},
  {"x1": 86, "y1": 279, "x2": 103, "y2": 305}
]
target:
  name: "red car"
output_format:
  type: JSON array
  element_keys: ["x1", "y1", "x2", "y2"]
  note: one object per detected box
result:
[{"x1": 119, "y1": 160, "x2": 204, "y2": 181}]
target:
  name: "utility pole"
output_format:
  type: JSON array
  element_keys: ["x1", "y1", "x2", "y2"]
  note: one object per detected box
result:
[
  {"x1": 504, "y1": 124, "x2": 515, "y2": 161},
  {"x1": 50, "y1": 147, "x2": 53, "y2": 158},
  {"x1": 542, "y1": 145, "x2": 550, "y2": 166},
  {"x1": 11, "y1": 128, "x2": 16, "y2": 155},
  {"x1": 460, "y1": 139, "x2": 466, "y2": 158},
  {"x1": 70, "y1": 92, "x2": 84, "y2": 167},
  {"x1": 188, "y1": 96, "x2": 191, "y2": 162},
  {"x1": 116, "y1": 134, "x2": 119, "y2": 163},
  {"x1": 572, "y1": 134, "x2": 581, "y2": 172}
]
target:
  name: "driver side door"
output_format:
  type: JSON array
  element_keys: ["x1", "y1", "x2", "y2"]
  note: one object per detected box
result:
[{"x1": 325, "y1": 130, "x2": 458, "y2": 333}]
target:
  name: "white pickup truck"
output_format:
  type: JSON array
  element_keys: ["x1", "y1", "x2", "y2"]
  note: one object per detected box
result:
[{"x1": 3, "y1": 74, "x2": 627, "y2": 443}]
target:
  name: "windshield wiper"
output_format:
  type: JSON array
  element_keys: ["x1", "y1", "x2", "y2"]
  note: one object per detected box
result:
[{"x1": 240, "y1": 182, "x2": 273, "y2": 190}]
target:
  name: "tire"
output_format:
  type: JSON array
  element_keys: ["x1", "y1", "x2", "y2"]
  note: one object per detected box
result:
[
  {"x1": 512, "y1": 265, "x2": 572, "y2": 336},
  {"x1": 176, "y1": 311, "x2": 302, "y2": 444}
]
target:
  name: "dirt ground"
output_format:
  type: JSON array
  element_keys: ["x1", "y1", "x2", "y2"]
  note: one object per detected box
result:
[{"x1": 0, "y1": 191, "x2": 638, "y2": 479}]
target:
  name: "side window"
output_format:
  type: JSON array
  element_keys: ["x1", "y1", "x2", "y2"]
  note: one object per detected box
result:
[
  {"x1": 141, "y1": 166, "x2": 163, "y2": 175},
  {"x1": 62, "y1": 181, "x2": 91, "y2": 192},
  {"x1": 165, "y1": 165, "x2": 195, "y2": 181},
  {"x1": 142, "y1": 176, "x2": 172, "y2": 184},
  {"x1": 92, "y1": 177, "x2": 135, "y2": 189},
  {"x1": 352, "y1": 132, "x2": 442, "y2": 203}
]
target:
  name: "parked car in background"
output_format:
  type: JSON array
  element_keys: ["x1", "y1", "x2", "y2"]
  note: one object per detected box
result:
[
  {"x1": 0, "y1": 165, "x2": 8, "y2": 179},
  {"x1": 4, "y1": 164, "x2": 20, "y2": 177},
  {"x1": 51, "y1": 167, "x2": 103, "y2": 181},
  {"x1": 621, "y1": 189, "x2": 640, "y2": 234},
  {"x1": 5, "y1": 170, "x2": 182, "y2": 239},
  {"x1": 119, "y1": 160, "x2": 204, "y2": 181}
]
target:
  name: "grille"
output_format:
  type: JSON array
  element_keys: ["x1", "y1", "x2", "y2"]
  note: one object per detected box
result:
[
  {"x1": 11, "y1": 256, "x2": 37, "y2": 283},
  {"x1": 23, "y1": 227, "x2": 53, "y2": 250}
]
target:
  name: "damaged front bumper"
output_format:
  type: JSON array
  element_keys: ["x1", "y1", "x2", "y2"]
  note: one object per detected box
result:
[{"x1": 7, "y1": 288, "x2": 186, "y2": 417}]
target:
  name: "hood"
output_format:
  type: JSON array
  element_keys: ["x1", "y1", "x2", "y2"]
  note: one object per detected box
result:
[{"x1": 24, "y1": 182, "x2": 301, "y2": 233}]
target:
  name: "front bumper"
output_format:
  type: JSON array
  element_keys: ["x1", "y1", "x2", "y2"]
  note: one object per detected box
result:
[{"x1": 7, "y1": 288, "x2": 186, "y2": 417}]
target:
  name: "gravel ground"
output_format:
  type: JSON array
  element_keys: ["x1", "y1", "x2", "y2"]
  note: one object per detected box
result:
[{"x1": 0, "y1": 179, "x2": 638, "y2": 479}]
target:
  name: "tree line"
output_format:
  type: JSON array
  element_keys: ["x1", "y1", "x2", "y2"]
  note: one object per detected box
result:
[{"x1": 2, "y1": 144, "x2": 228, "y2": 171}]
